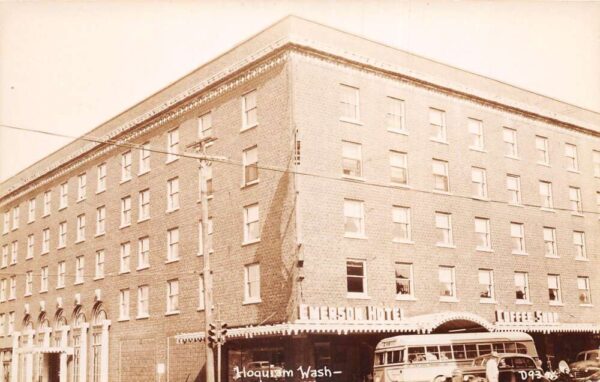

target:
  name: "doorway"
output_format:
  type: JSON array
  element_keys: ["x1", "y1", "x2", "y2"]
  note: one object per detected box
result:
[{"x1": 47, "y1": 353, "x2": 60, "y2": 382}]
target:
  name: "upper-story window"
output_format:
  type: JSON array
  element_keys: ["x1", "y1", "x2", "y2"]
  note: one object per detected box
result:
[
  {"x1": 344, "y1": 199, "x2": 365, "y2": 238},
  {"x1": 390, "y1": 151, "x2": 408, "y2": 185},
  {"x1": 342, "y1": 141, "x2": 362, "y2": 178},
  {"x1": 166, "y1": 128, "x2": 179, "y2": 163},
  {"x1": 41, "y1": 228, "x2": 50, "y2": 254},
  {"x1": 57, "y1": 261, "x2": 65, "y2": 289},
  {"x1": 386, "y1": 97, "x2": 405, "y2": 133},
  {"x1": 539, "y1": 181, "x2": 553, "y2": 209},
  {"x1": 510, "y1": 222, "x2": 526, "y2": 255},
  {"x1": 514, "y1": 271, "x2": 530, "y2": 303},
  {"x1": 536, "y1": 136, "x2": 549, "y2": 165},
  {"x1": 478, "y1": 269, "x2": 494, "y2": 301},
  {"x1": 25, "y1": 271, "x2": 32, "y2": 296},
  {"x1": 119, "y1": 289, "x2": 130, "y2": 321},
  {"x1": 468, "y1": 118, "x2": 484, "y2": 150},
  {"x1": 244, "y1": 263, "x2": 261, "y2": 304},
  {"x1": 435, "y1": 212, "x2": 453, "y2": 247},
  {"x1": 594, "y1": 150, "x2": 600, "y2": 178},
  {"x1": 59, "y1": 182, "x2": 68, "y2": 209},
  {"x1": 26, "y1": 235, "x2": 34, "y2": 259},
  {"x1": 474, "y1": 217, "x2": 491, "y2": 251},
  {"x1": 121, "y1": 196, "x2": 132, "y2": 227},
  {"x1": 28, "y1": 198, "x2": 36, "y2": 223},
  {"x1": 137, "y1": 285, "x2": 149, "y2": 319},
  {"x1": 43, "y1": 191, "x2": 51, "y2": 216},
  {"x1": 120, "y1": 242, "x2": 131, "y2": 273},
  {"x1": 58, "y1": 222, "x2": 67, "y2": 248},
  {"x1": 577, "y1": 276, "x2": 592, "y2": 305},
  {"x1": 543, "y1": 227, "x2": 558, "y2": 258},
  {"x1": 395, "y1": 263, "x2": 414, "y2": 298},
  {"x1": 242, "y1": 90, "x2": 258, "y2": 129},
  {"x1": 429, "y1": 108, "x2": 446, "y2": 142},
  {"x1": 243, "y1": 146, "x2": 258, "y2": 186},
  {"x1": 2, "y1": 213, "x2": 7, "y2": 235},
  {"x1": 471, "y1": 167, "x2": 487, "y2": 199},
  {"x1": 167, "y1": 228, "x2": 179, "y2": 262},
  {"x1": 95, "y1": 250, "x2": 105, "y2": 279},
  {"x1": 40, "y1": 266, "x2": 48, "y2": 293},
  {"x1": 121, "y1": 151, "x2": 132, "y2": 181},
  {"x1": 503, "y1": 127, "x2": 518, "y2": 158},
  {"x1": 564, "y1": 143, "x2": 578, "y2": 171},
  {"x1": 75, "y1": 256, "x2": 84, "y2": 284},
  {"x1": 166, "y1": 279, "x2": 179, "y2": 313},
  {"x1": 97, "y1": 163, "x2": 107, "y2": 192},
  {"x1": 1, "y1": 246, "x2": 7, "y2": 268},
  {"x1": 573, "y1": 231, "x2": 587, "y2": 260},
  {"x1": 139, "y1": 142, "x2": 151, "y2": 174},
  {"x1": 167, "y1": 178, "x2": 180, "y2": 212},
  {"x1": 506, "y1": 174, "x2": 522, "y2": 205},
  {"x1": 346, "y1": 259, "x2": 367, "y2": 297},
  {"x1": 547, "y1": 274, "x2": 562, "y2": 304},
  {"x1": 138, "y1": 189, "x2": 150, "y2": 221},
  {"x1": 96, "y1": 206, "x2": 106, "y2": 236},
  {"x1": 392, "y1": 206, "x2": 411, "y2": 243},
  {"x1": 432, "y1": 159, "x2": 449, "y2": 192},
  {"x1": 76, "y1": 214, "x2": 85, "y2": 242},
  {"x1": 439, "y1": 266, "x2": 456, "y2": 300},
  {"x1": 243, "y1": 204, "x2": 260, "y2": 244},
  {"x1": 11, "y1": 206, "x2": 19, "y2": 230},
  {"x1": 340, "y1": 85, "x2": 359, "y2": 122},
  {"x1": 77, "y1": 173, "x2": 86, "y2": 201},
  {"x1": 8, "y1": 276, "x2": 16, "y2": 300},
  {"x1": 198, "y1": 112, "x2": 213, "y2": 138},
  {"x1": 138, "y1": 237, "x2": 150, "y2": 269},
  {"x1": 569, "y1": 186, "x2": 583, "y2": 214},
  {"x1": 10, "y1": 242, "x2": 17, "y2": 265}
]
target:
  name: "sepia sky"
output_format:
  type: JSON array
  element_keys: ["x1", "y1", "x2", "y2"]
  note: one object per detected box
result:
[{"x1": 1, "y1": 0, "x2": 599, "y2": 182}]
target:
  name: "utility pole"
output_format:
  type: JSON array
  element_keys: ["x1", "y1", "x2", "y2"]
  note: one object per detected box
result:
[{"x1": 187, "y1": 136, "x2": 224, "y2": 382}]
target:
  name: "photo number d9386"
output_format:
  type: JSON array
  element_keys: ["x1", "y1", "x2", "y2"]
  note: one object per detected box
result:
[{"x1": 518, "y1": 370, "x2": 543, "y2": 379}]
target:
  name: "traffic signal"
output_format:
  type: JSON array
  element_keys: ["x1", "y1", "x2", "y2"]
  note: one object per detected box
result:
[
  {"x1": 220, "y1": 323, "x2": 228, "y2": 338},
  {"x1": 208, "y1": 323, "x2": 217, "y2": 344}
]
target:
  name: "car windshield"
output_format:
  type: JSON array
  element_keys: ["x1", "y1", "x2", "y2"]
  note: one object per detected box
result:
[
  {"x1": 577, "y1": 353, "x2": 586, "y2": 362},
  {"x1": 510, "y1": 357, "x2": 536, "y2": 369}
]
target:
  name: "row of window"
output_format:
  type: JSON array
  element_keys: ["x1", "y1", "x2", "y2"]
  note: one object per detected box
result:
[
  {"x1": 345, "y1": 200, "x2": 591, "y2": 259},
  {"x1": 346, "y1": 259, "x2": 593, "y2": 306},
  {"x1": 340, "y1": 83, "x2": 600, "y2": 174}
]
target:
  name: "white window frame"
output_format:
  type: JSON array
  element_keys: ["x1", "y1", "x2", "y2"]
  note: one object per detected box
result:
[
  {"x1": 138, "y1": 236, "x2": 150, "y2": 270},
  {"x1": 343, "y1": 199, "x2": 365, "y2": 238},
  {"x1": 119, "y1": 289, "x2": 130, "y2": 321},
  {"x1": 139, "y1": 142, "x2": 151, "y2": 174},
  {"x1": 25, "y1": 271, "x2": 32, "y2": 296},
  {"x1": 577, "y1": 276, "x2": 592, "y2": 305},
  {"x1": 10, "y1": 242, "x2": 17, "y2": 265},
  {"x1": 121, "y1": 151, "x2": 132, "y2": 182},
  {"x1": 478, "y1": 269, "x2": 495, "y2": 302},
  {"x1": 474, "y1": 217, "x2": 492, "y2": 251},
  {"x1": 76, "y1": 214, "x2": 85, "y2": 242},
  {"x1": 547, "y1": 274, "x2": 562, "y2": 305},
  {"x1": 75, "y1": 256, "x2": 84, "y2": 284},
  {"x1": 2, "y1": 213, "x2": 8, "y2": 234},
  {"x1": 0, "y1": 279, "x2": 5, "y2": 302},
  {"x1": 198, "y1": 112, "x2": 212, "y2": 138},
  {"x1": 59, "y1": 182, "x2": 68, "y2": 209},
  {"x1": 390, "y1": 151, "x2": 408, "y2": 185},
  {"x1": 242, "y1": 89, "x2": 258, "y2": 129},
  {"x1": 57, "y1": 261, "x2": 66, "y2": 289},
  {"x1": 167, "y1": 178, "x2": 180, "y2": 212},
  {"x1": 429, "y1": 108, "x2": 446, "y2": 142},
  {"x1": 244, "y1": 263, "x2": 262, "y2": 304},
  {"x1": 539, "y1": 181, "x2": 553, "y2": 209},
  {"x1": 543, "y1": 227, "x2": 558, "y2": 258},
  {"x1": 573, "y1": 231, "x2": 587, "y2": 260},
  {"x1": 471, "y1": 167, "x2": 488, "y2": 199},
  {"x1": 341, "y1": 141, "x2": 362, "y2": 178},
  {"x1": 510, "y1": 222, "x2": 526, "y2": 255},
  {"x1": 503, "y1": 127, "x2": 518, "y2": 158},
  {"x1": 536, "y1": 136, "x2": 549, "y2": 165},
  {"x1": 506, "y1": 174, "x2": 522, "y2": 205},
  {"x1": 339, "y1": 84, "x2": 360, "y2": 122},
  {"x1": 242, "y1": 146, "x2": 259, "y2": 186},
  {"x1": 96, "y1": 206, "x2": 106, "y2": 236},
  {"x1": 26, "y1": 235, "x2": 34, "y2": 259},
  {"x1": 167, "y1": 228, "x2": 179, "y2": 262},
  {"x1": 77, "y1": 173, "x2": 86, "y2": 201},
  {"x1": 120, "y1": 242, "x2": 131, "y2": 273},
  {"x1": 1, "y1": 246, "x2": 7, "y2": 268},
  {"x1": 514, "y1": 271, "x2": 530, "y2": 303},
  {"x1": 166, "y1": 279, "x2": 179, "y2": 314},
  {"x1": 439, "y1": 266, "x2": 457, "y2": 301},
  {"x1": 40, "y1": 266, "x2": 48, "y2": 293},
  {"x1": 395, "y1": 262, "x2": 414, "y2": 300},
  {"x1": 569, "y1": 186, "x2": 583, "y2": 214},
  {"x1": 243, "y1": 204, "x2": 260, "y2": 244},
  {"x1": 166, "y1": 128, "x2": 179, "y2": 163},
  {"x1": 43, "y1": 191, "x2": 51, "y2": 216},
  {"x1": 58, "y1": 221, "x2": 67, "y2": 248},
  {"x1": 435, "y1": 212, "x2": 453, "y2": 247},
  {"x1": 386, "y1": 97, "x2": 405, "y2": 133},
  {"x1": 137, "y1": 285, "x2": 149, "y2": 319},
  {"x1": 28, "y1": 198, "x2": 36, "y2": 223},
  {"x1": 432, "y1": 159, "x2": 450, "y2": 192},
  {"x1": 565, "y1": 143, "x2": 578, "y2": 171},
  {"x1": 11, "y1": 206, "x2": 19, "y2": 230},
  {"x1": 120, "y1": 196, "x2": 132, "y2": 227},
  {"x1": 138, "y1": 189, "x2": 150, "y2": 221},
  {"x1": 97, "y1": 163, "x2": 107, "y2": 193},
  {"x1": 8, "y1": 276, "x2": 16, "y2": 300},
  {"x1": 392, "y1": 206, "x2": 411, "y2": 243},
  {"x1": 42, "y1": 228, "x2": 50, "y2": 254},
  {"x1": 95, "y1": 250, "x2": 105, "y2": 280},
  {"x1": 346, "y1": 259, "x2": 368, "y2": 298},
  {"x1": 468, "y1": 118, "x2": 484, "y2": 150}
]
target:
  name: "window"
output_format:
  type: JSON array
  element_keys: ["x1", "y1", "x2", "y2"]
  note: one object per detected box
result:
[
  {"x1": 25, "y1": 271, "x2": 32, "y2": 296},
  {"x1": 77, "y1": 173, "x2": 86, "y2": 201},
  {"x1": 138, "y1": 237, "x2": 150, "y2": 269},
  {"x1": 198, "y1": 275, "x2": 205, "y2": 310},
  {"x1": 392, "y1": 206, "x2": 411, "y2": 242},
  {"x1": 8, "y1": 312, "x2": 15, "y2": 335},
  {"x1": 95, "y1": 250, "x2": 105, "y2": 279},
  {"x1": 75, "y1": 256, "x2": 84, "y2": 284},
  {"x1": 205, "y1": 165, "x2": 213, "y2": 197},
  {"x1": 346, "y1": 260, "x2": 367, "y2": 296},
  {"x1": 543, "y1": 227, "x2": 558, "y2": 258},
  {"x1": 97, "y1": 163, "x2": 107, "y2": 192},
  {"x1": 0, "y1": 246, "x2": 6, "y2": 268},
  {"x1": 573, "y1": 231, "x2": 587, "y2": 259},
  {"x1": 138, "y1": 189, "x2": 150, "y2": 221},
  {"x1": 340, "y1": 84, "x2": 359, "y2": 121},
  {"x1": 429, "y1": 108, "x2": 446, "y2": 142},
  {"x1": 471, "y1": 167, "x2": 487, "y2": 198},
  {"x1": 342, "y1": 141, "x2": 362, "y2": 178},
  {"x1": 8, "y1": 276, "x2": 16, "y2": 300},
  {"x1": 120, "y1": 242, "x2": 131, "y2": 273},
  {"x1": 167, "y1": 228, "x2": 179, "y2": 261},
  {"x1": 26, "y1": 235, "x2": 34, "y2": 259},
  {"x1": 243, "y1": 146, "x2": 258, "y2": 185},
  {"x1": 539, "y1": 181, "x2": 553, "y2": 209},
  {"x1": 514, "y1": 272, "x2": 530, "y2": 302},
  {"x1": 198, "y1": 112, "x2": 212, "y2": 138},
  {"x1": 565, "y1": 143, "x2": 578, "y2": 171},
  {"x1": 0, "y1": 279, "x2": 5, "y2": 302},
  {"x1": 0, "y1": 314, "x2": 4, "y2": 336},
  {"x1": 510, "y1": 223, "x2": 526, "y2": 254},
  {"x1": 167, "y1": 178, "x2": 180, "y2": 211},
  {"x1": 96, "y1": 206, "x2": 106, "y2": 235},
  {"x1": 198, "y1": 218, "x2": 213, "y2": 256},
  {"x1": 503, "y1": 127, "x2": 518, "y2": 157},
  {"x1": 386, "y1": 97, "x2": 405, "y2": 132},
  {"x1": 2, "y1": 213, "x2": 7, "y2": 234},
  {"x1": 506, "y1": 174, "x2": 522, "y2": 205},
  {"x1": 43, "y1": 190, "x2": 51, "y2": 216},
  {"x1": 468, "y1": 118, "x2": 484, "y2": 150},
  {"x1": 242, "y1": 89, "x2": 258, "y2": 128},
  {"x1": 594, "y1": 151, "x2": 600, "y2": 177},
  {"x1": 59, "y1": 182, "x2": 68, "y2": 209},
  {"x1": 10, "y1": 242, "x2": 17, "y2": 265},
  {"x1": 42, "y1": 228, "x2": 50, "y2": 254},
  {"x1": 536, "y1": 136, "x2": 549, "y2": 164},
  {"x1": 166, "y1": 128, "x2": 179, "y2": 163},
  {"x1": 432, "y1": 159, "x2": 449, "y2": 192},
  {"x1": 577, "y1": 276, "x2": 592, "y2": 304},
  {"x1": 435, "y1": 212, "x2": 453, "y2": 246},
  {"x1": 121, "y1": 151, "x2": 132, "y2": 181},
  {"x1": 243, "y1": 204, "x2": 260, "y2": 243},
  {"x1": 569, "y1": 186, "x2": 582, "y2": 214},
  {"x1": 166, "y1": 279, "x2": 179, "y2": 313},
  {"x1": 244, "y1": 263, "x2": 262, "y2": 303},
  {"x1": 9, "y1": 207, "x2": 19, "y2": 232},
  {"x1": 344, "y1": 199, "x2": 365, "y2": 238},
  {"x1": 139, "y1": 142, "x2": 151, "y2": 174},
  {"x1": 390, "y1": 151, "x2": 408, "y2": 185},
  {"x1": 119, "y1": 289, "x2": 130, "y2": 320},
  {"x1": 28, "y1": 198, "x2": 36, "y2": 223},
  {"x1": 40, "y1": 267, "x2": 48, "y2": 292},
  {"x1": 58, "y1": 221, "x2": 67, "y2": 248},
  {"x1": 137, "y1": 285, "x2": 149, "y2": 318},
  {"x1": 439, "y1": 266, "x2": 456, "y2": 299},
  {"x1": 548, "y1": 275, "x2": 562, "y2": 304},
  {"x1": 474, "y1": 218, "x2": 491, "y2": 251},
  {"x1": 57, "y1": 261, "x2": 65, "y2": 288},
  {"x1": 478, "y1": 269, "x2": 494, "y2": 300},
  {"x1": 395, "y1": 263, "x2": 413, "y2": 298},
  {"x1": 76, "y1": 214, "x2": 85, "y2": 242},
  {"x1": 121, "y1": 196, "x2": 132, "y2": 227}
]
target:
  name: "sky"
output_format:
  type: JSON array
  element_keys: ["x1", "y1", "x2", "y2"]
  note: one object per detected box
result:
[{"x1": 1, "y1": 0, "x2": 599, "y2": 183}]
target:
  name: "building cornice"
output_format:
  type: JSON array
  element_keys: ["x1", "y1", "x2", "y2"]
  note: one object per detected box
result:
[{"x1": 2, "y1": 34, "x2": 598, "y2": 206}]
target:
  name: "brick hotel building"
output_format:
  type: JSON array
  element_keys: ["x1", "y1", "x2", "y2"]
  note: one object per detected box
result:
[{"x1": 1, "y1": 16, "x2": 599, "y2": 382}]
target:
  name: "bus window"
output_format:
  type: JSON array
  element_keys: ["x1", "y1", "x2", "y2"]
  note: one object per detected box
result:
[
  {"x1": 493, "y1": 343, "x2": 505, "y2": 353},
  {"x1": 505, "y1": 342, "x2": 516, "y2": 353},
  {"x1": 453, "y1": 345, "x2": 466, "y2": 360},
  {"x1": 408, "y1": 347, "x2": 426, "y2": 363},
  {"x1": 515, "y1": 343, "x2": 527, "y2": 354},
  {"x1": 425, "y1": 346, "x2": 439, "y2": 361},
  {"x1": 465, "y1": 344, "x2": 478, "y2": 359},
  {"x1": 439, "y1": 346, "x2": 453, "y2": 361},
  {"x1": 388, "y1": 350, "x2": 402, "y2": 364},
  {"x1": 375, "y1": 352, "x2": 386, "y2": 366},
  {"x1": 478, "y1": 344, "x2": 492, "y2": 356}
]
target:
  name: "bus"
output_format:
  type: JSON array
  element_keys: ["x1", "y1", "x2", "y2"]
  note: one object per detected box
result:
[{"x1": 373, "y1": 332, "x2": 538, "y2": 382}]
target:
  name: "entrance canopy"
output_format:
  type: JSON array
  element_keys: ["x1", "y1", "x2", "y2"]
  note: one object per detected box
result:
[{"x1": 15, "y1": 346, "x2": 74, "y2": 355}]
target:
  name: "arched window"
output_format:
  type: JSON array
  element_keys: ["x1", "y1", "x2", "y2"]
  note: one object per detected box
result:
[
  {"x1": 53, "y1": 310, "x2": 67, "y2": 347},
  {"x1": 91, "y1": 305, "x2": 108, "y2": 382},
  {"x1": 71, "y1": 308, "x2": 86, "y2": 382}
]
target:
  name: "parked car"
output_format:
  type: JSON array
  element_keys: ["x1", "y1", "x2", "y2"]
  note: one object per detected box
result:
[
  {"x1": 569, "y1": 349, "x2": 600, "y2": 382},
  {"x1": 457, "y1": 353, "x2": 549, "y2": 382}
]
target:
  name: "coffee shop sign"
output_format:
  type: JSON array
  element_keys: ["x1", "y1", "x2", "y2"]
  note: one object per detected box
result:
[
  {"x1": 298, "y1": 304, "x2": 404, "y2": 322},
  {"x1": 495, "y1": 310, "x2": 559, "y2": 324}
]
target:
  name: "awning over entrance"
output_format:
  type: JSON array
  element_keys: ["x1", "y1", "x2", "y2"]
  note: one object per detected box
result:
[
  {"x1": 16, "y1": 346, "x2": 74, "y2": 355},
  {"x1": 495, "y1": 323, "x2": 600, "y2": 334}
]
